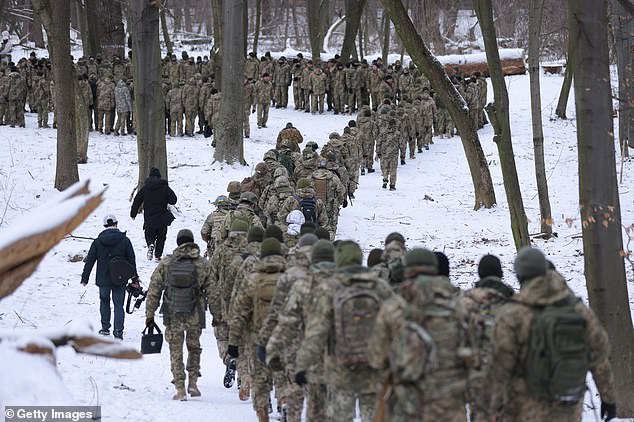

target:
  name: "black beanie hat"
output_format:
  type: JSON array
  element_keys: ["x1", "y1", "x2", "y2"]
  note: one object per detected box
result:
[
  {"x1": 434, "y1": 251, "x2": 450, "y2": 277},
  {"x1": 478, "y1": 254, "x2": 503, "y2": 279},
  {"x1": 176, "y1": 229, "x2": 194, "y2": 246},
  {"x1": 300, "y1": 222, "x2": 317, "y2": 235},
  {"x1": 264, "y1": 225, "x2": 284, "y2": 243},
  {"x1": 149, "y1": 167, "x2": 161, "y2": 178},
  {"x1": 367, "y1": 248, "x2": 383, "y2": 267},
  {"x1": 247, "y1": 226, "x2": 265, "y2": 243},
  {"x1": 314, "y1": 227, "x2": 330, "y2": 240}
]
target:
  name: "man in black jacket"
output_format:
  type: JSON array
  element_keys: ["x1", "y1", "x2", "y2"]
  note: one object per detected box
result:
[
  {"x1": 81, "y1": 214, "x2": 137, "y2": 339},
  {"x1": 130, "y1": 167, "x2": 178, "y2": 261}
]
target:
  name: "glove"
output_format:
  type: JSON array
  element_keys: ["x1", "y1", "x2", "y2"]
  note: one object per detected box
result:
[
  {"x1": 227, "y1": 345, "x2": 239, "y2": 359},
  {"x1": 211, "y1": 318, "x2": 221, "y2": 327},
  {"x1": 294, "y1": 371, "x2": 307, "y2": 386},
  {"x1": 256, "y1": 344, "x2": 266, "y2": 363},
  {"x1": 601, "y1": 402, "x2": 616, "y2": 421},
  {"x1": 268, "y1": 356, "x2": 283, "y2": 371},
  {"x1": 131, "y1": 275, "x2": 140, "y2": 284},
  {"x1": 343, "y1": 198, "x2": 348, "y2": 208},
  {"x1": 145, "y1": 315, "x2": 154, "y2": 327},
  {"x1": 252, "y1": 107, "x2": 256, "y2": 113},
  {"x1": 80, "y1": 279, "x2": 88, "y2": 286}
]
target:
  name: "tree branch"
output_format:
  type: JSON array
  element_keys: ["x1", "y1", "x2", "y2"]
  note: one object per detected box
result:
[{"x1": 617, "y1": 0, "x2": 634, "y2": 16}]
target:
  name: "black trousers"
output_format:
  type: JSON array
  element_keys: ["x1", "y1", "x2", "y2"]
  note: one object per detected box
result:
[{"x1": 145, "y1": 225, "x2": 168, "y2": 258}]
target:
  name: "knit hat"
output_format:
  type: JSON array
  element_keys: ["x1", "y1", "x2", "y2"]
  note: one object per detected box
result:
[
  {"x1": 314, "y1": 227, "x2": 330, "y2": 240},
  {"x1": 311, "y1": 240, "x2": 334, "y2": 263},
  {"x1": 404, "y1": 248, "x2": 438, "y2": 272},
  {"x1": 434, "y1": 251, "x2": 450, "y2": 277},
  {"x1": 176, "y1": 229, "x2": 194, "y2": 245},
  {"x1": 385, "y1": 232, "x2": 405, "y2": 245},
  {"x1": 335, "y1": 240, "x2": 363, "y2": 268},
  {"x1": 297, "y1": 178, "x2": 311, "y2": 189},
  {"x1": 264, "y1": 225, "x2": 284, "y2": 242},
  {"x1": 149, "y1": 167, "x2": 161, "y2": 178},
  {"x1": 514, "y1": 247, "x2": 548, "y2": 283},
  {"x1": 247, "y1": 226, "x2": 265, "y2": 243},
  {"x1": 367, "y1": 248, "x2": 383, "y2": 267},
  {"x1": 230, "y1": 219, "x2": 249, "y2": 233},
  {"x1": 298, "y1": 233, "x2": 318, "y2": 248},
  {"x1": 300, "y1": 222, "x2": 317, "y2": 235},
  {"x1": 478, "y1": 254, "x2": 503, "y2": 279},
  {"x1": 261, "y1": 238, "x2": 282, "y2": 258},
  {"x1": 103, "y1": 214, "x2": 118, "y2": 227}
]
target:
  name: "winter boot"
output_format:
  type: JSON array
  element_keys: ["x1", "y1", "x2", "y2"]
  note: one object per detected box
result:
[
  {"x1": 256, "y1": 409, "x2": 269, "y2": 422},
  {"x1": 98, "y1": 329, "x2": 109, "y2": 336},
  {"x1": 425, "y1": 145, "x2": 430, "y2": 150},
  {"x1": 147, "y1": 244, "x2": 155, "y2": 261},
  {"x1": 418, "y1": 148, "x2": 423, "y2": 153},
  {"x1": 113, "y1": 330, "x2": 123, "y2": 340},
  {"x1": 367, "y1": 168, "x2": 375, "y2": 173},
  {"x1": 382, "y1": 180, "x2": 387, "y2": 189},
  {"x1": 400, "y1": 159, "x2": 406, "y2": 165},
  {"x1": 173, "y1": 386, "x2": 187, "y2": 401},
  {"x1": 239, "y1": 380, "x2": 250, "y2": 401},
  {"x1": 223, "y1": 358, "x2": 236, "y2": 388},
  {"x1": 188, "y1": 378, "x2": 201, "y2": 397},
  {"x1": 361, "y1": 168, "x2": 365, "y2": 175},
  {"x1": 390, "y1": 185, "x2": 396, "y2": 191}
]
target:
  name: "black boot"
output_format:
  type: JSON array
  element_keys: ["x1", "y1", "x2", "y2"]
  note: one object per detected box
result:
[
  {"x1": 223, "y1": 358, "x2": 237, "y2": 388},
  {"x1": 390, "y1": 185, "x2": 396, "y2": 191},
  {"x1": 400, "y1": 159, "x2": 406, "y2": 165},
  {"x1": 382, "y1": 180, "x2": 387, "y2": 189},
  {"x1": 367, "y1": 168, "x2": 375, "y2": 173}
]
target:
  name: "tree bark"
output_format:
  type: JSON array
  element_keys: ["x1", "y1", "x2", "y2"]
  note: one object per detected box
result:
[
  {"x1": 129, "y1": 0, "x2": 168, "y2": 185},
  {"x1": 380, "y1": 0, "x2": 496, "y2": 210},
  {"x1": 75, "y1": 78, "x2": 89, "y2": 163},
  {"x1": 97, "y1": 0, "x2": 125, "y2": 60},
  {"x1": 381, "y1": 9, "x2": 390, "y2": 63},
  {"x1": 570, "y1": 0, "x2": 634, "y2": 415},
  {"x1": 253, "y1": 0, "x2": 261, "y2": 53},
  {"x1": 475, "y1": 0, "x2": 530, "y2": 250},
  {"x1": 611, "y1": 0, "x2": 634, "y2": 152},
  {"x1": 616, "y1": 0, "x2": 634, "y2": 16},
  {"x1": 307, "y1": 0, "x2": 322, "y2": 60},
  {"x1": 84, "y1": 0, "x2": 101, "y2": 57},
  {"x1": 212, "y1": 0, "x2": 224, "y2": 85},
  {"x1": 340, "y1": 0, "x2": 367, "y2": 62},
  {"x1": 32, "y1": 7, "x2": 45, "y2": 49},
  {"x1": 555, "y1": 61, "x2": 573, "y2": 119},
  {"x1": 528, "y1": 0, "x2": 553, "y2": 238},
  {"x1": 160, "y1": 0, "x2": 173, "y2": 56},
  {"x1": 32, "y1": 0, "x2": 79, "y2": 191},
  {"x1": 213, "y1": 0, "x2": 245, "y2": 165}
]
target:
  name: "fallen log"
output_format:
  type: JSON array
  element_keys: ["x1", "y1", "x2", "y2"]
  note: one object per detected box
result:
[{"x1": 438, "y1": 48, "x2": 526, "y2": 77}]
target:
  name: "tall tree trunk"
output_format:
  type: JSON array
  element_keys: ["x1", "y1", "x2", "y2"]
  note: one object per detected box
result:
[
  {"x1": 84, "y1": 0, "x2": 101, "y2": 57},
  {"x1": 380, "y1": 0, "x2": 497, "y2": 209},
  {"x1": 242, "y1": 0, "x2": 248, "y2": 55},
  {"x1": 340, "y1": 0, "x2": 368, "y2": 62},
  {"x1": 357, "y1": 13, "x2": 364, "y2": 59},
  {"x1": 444, "y1": 1, "x2": 459, "y2": 40},
  {"x1": 214, "y1": 0, "x2": 245, "y2": 165},
  {"x1": 381, "y1": 10, "x2": 390, "y2": 63},
  {"x1": 129, "y1": 0, "x2": 168, "y2": 185},
  {"x1": 570, "y1": 0, "x2": 634, "y2": 415},
  {"x1": 32, "y1": 0, "x2": 79, "y2": 191},
  {"x1": 32, "y1": 7, "x2": 45, "y2": 48},
  {"x1": 75, "y1": 78, "x2": 89, "y2": 163},
  {"x1": 160, "y1": 0, "x2": 173, "y2": 56},
  {"x1": 612, "y1": 0, "x2": 634, "y2": 152},
  {"x1": 212, "y1": 0, "x2": 224, "y2": 85},
  {"x1": 555, "y1": 36, "x2": 573, "y2": 119},
  {"x1": 475, "y1": 0, "x2": 530, "y2": 250},
  {"x1": 253, "y1": 0, "x2": 261, "y2": 54},
  {"x1": 307, "y1": 0, "x2": 322, "y2": 60},
  {"x1": 97, "y1": 0, "x2": 125, "y2": 60},
  {"x1": 528, "y1": 0, "x2": 553, "y2": 238}
]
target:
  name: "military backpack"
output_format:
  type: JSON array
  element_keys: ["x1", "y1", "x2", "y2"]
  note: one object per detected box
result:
[
  {"x1": 163, "y1": 257, "x2": 199, "y2": 314},
  {"x1": 253, "y1": 270, "x2": 281, "y2": 327},
  {"x1": 294, "y1": 195, "x2": 318, "y2": 225},
  {"x1": 524, "y1": 295, "x2": 589, "y2": 403},
  {"x1": 279, "y1": 150, "x2": 295, "y2": 177}
]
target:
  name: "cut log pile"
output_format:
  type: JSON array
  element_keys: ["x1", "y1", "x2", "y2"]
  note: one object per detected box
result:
[{"x1": 438, "y1": 48, "x2": 526, "y2": 77}]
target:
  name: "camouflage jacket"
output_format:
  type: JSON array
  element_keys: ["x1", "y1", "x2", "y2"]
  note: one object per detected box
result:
[
  {"x1": 418, "y1": 95, "x2": 437, "y2": 126},
  {"x1": 183, "y1": 79, "x2": 200, "y2": 112},
  {"x1": 210, "y1": 233, "x2": 248, "y2": 321},
  {"x1": 244, "y1": 56, "x2": 260, "y2": 80},
  {"x1": 309, "y1": 71, "x2": 328, "y2": 95},
  {"x1": 219, "y1": 204, "x2": 263, "y2": 240},
  {"x1": 166, "y1": 86, "x2": 184, "y2": 113},
  {"x1": 377, "y1": 126, "x2": 401, "y2": 158},
  {"x1": 96, "y1": 79, "x2": 115, "y2": 110},
  {"x1": 255, "y1": 79, "x2": 273, "y2": 104},
  {"x1": 114, "y1": 80, "x2": 132, "y2": 113}
]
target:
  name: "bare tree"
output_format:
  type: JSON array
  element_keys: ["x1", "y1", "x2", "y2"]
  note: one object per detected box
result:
[
  {"x1": 32, "y1": 0, "x2": 79, "y2": 191},
  {"x1": 160, "y1": 0, "x2": 173, "y2": 56},
  {"x1": 307, "y1": 0, "x2": 323, "y2": 60},
  {"x1": 570, "y1": 0, "x2": 634, "y2": 415},
  {"x1": 97, "y1": 0, "x2": 125, "y2": 59},
  {"x1": 528, "y1": 0, "x2": 553, "y2": 238},
  {"x1": 611, "y1": 0, "x2": 634, "y2": 152},
  {"x1": 83, "y1": 0, "x2": 101, "y2": 57},
  {"x1": 128, "y1": 0, "x2": 168, "y2": 184},
  {"x1": 380, "y1": 0, "x2": 497, "y2": 210},
  {"x1": 340, "y1": 0, "x2": 367, "y2": 62},
  {"x1": 212, "y1": 0, "x2": 223, "y2": 84},
  {"x1": 214, "y1": 0, "x2": 246, "y2": 165},
  {"x1": 253, "y1": 0, "x2": 261, "y2": 53}
]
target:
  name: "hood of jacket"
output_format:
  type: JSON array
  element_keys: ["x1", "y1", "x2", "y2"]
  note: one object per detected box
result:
[
  {"x1": 145, "y1": 177, "x2": 168, "y2": 191},
  {"x1": 515, "y1": 270, "x2": 571, "y2": 306},
  {"x1": 97, "y1": 228, "x2": 127, "y2": 247},
  {"x1": 257, "y1": 254, "x2": 286, "y2": 273},
  {"x1": 172, "y1": 242, "x2": 201, "y2": 259},
  {"x1": 474, "y1": 275, "x2": 515, "y2": 298}
]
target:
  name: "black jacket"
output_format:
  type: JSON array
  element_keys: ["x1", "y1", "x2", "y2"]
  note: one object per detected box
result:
[
  {"x1": 130, "y1": 177, "x2": 177, "y2": 231},
  {"x1": 81, "y1": 228, "x2": 137, "y2": 287}
]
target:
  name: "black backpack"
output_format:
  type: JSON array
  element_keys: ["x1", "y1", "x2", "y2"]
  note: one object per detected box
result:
[
  {"x1": 102, "y1": 237, "x2": 135, "y2": 287},
  {"x1": 295, "y1": 195, "x2": 318, "y2": 224}
]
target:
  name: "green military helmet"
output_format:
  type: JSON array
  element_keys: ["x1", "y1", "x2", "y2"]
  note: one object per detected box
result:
[
  {"x1": 214, "y1": 195, "x2": 230, "y2": 207},
  {"x1": 176, "y1": 229, "x2": 195, "y2": 246},
  {"x1": 298, "y1": 233, "x2": 319, "y2": 248},
  {"x1": 367, "y1": 248, "x2": 383, "y2": 267},
  {"x1": 263, "y1": 149, "x2": 279, "y2": 161},
  {"x1": 312, "y1": 239, "x2": 335, "y2": 263},
  {"x1": 261, "y1": 237, "x2": 282, "y2": 258},
  {"x1": 514, "y1": 247, "x2": 548, "y2": 284},
  {"x1": 240, "y1": 191, "x2": 258, "y2": 205},
  {"x1": 247, "y1": 226, "x2": 265, "y2": 243},
  {"x1": 230, "y1": 218, "x2": 249, "y2": 233},
  {"x1": 273, "y1": 166, "x2": 289, "y2": 179},
  {"x1": 227, "y1": 180, "x2": 242, "y2": 194},
  {"x1": 335, "y1": 240, "x2": 363, "y2": 268},
  {"x1": 274, "y1": 176, "x2": 291, "y2": 190},
  {"x1": 297, "y1": 178, "x2": 312, "y2": 189},
  {"x1": 255, "y1": 162, "x2": 269, "y2": 175},
  {"x1": 328, "y1": 132, "x2": 341, "y2": 140},
  {"x1": 302, "y1": 147, "x2": 317, "y2": 161},
  {"x1": 404, "y1": 248, "x2": 439, "y2": 272}
]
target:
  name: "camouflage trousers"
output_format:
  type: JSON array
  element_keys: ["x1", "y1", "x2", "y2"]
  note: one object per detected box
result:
[
  {"x1": 333, "y1": 86, "x2": 346, "y2": 113},
  {"x1": 380, "y1": 155, "x2": 398, "y2": 186},
  {"x1": 184, "y1": 110, "x2": 197, "y2": 136},
  {"x1": 407, "y1": 135, "x2": 416, "y2": 158},
  {"x1": 418, "y1": 124, "x2": 433, "y2": 149},
  {"x1": 0, "y1": 102, "x2": 6, "y2": 124},
  {"x1": 9, "y1": 101, "x2": 24, "y2": 127},
  {"x1": 327, "y1": 385, "x2": 376, "y2": 422},
  {"x1": 113, "y1": 111, "x2": 129, "y2": 135},
  {"x1": 347, "y1": 91, "x2": 357, "y2": 113},
  {"x1": 293, "y1": 86, "x2": 302, "y2": 110},
  {"x1": 257, "y1": 102, "x2": 270, "y2": 127},
  {"x1": 165, "y1": 313, "x2": 203, "y2": 389},
  {"x1": 437, "y1": 108, "x2": 454, "y2": 137},
  {"x1": 386, "y1": 395, "x2": 467, "y2": 422},
  {"x1": 362, "y1": 136, "x2": 375, "y2": 170},
  {"x1": 97, "y1": 108, "x2": 113, "y2": 133},
  {"x1": 399, "y1": 135, "x2": 408, "y2": 159},
  {"x1": 311, "y1": 93, "x2": 325, "y2": 114},
  {"x1": 213, "y1": 322, "x2": 229, "y2": 362},
  {"x1": 306, "y1": 382, "x2": 328, "y2": 421},
  {"x1": 252, "y1": 352, "x2": 273, "y2": 412},
  {"x1": 275, "y1": 85, "x2": 289, "y2": 107},
  {"x1": 169, "y1": 110, "x2": 183, "y2": 136},
  {"x1": 303, "y1": 89, "x2": 311, "y2": 111},
  {"x1": 37, "y1": 103, "x2": 49, "y2": 127},
  {"x1": 371, "y1": 90, "x2": 380, "y2": 111}
]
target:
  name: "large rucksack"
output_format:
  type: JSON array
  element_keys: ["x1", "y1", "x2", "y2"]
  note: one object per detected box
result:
[
  {"x1": 294, "y1": 195, "x2": 318, "y2": 224},
  {"x1": 524, "y1": 295, "x2": 589, "y2": 403},
  {"x1": 279, "y1": 150, "x2": 295, "y2": 177},
  {"x1": 390, "y1": 320, "x2": 438, "y2": 383},
  {"x1": 333, "y1": 275, "x2": 383, "y2": 368},
  {"x1": 163, "y1": 258, "x2": 199, "y2": 314},
  {"x1": 252, "y1": 270, "x2": 280, "y2": 327}
]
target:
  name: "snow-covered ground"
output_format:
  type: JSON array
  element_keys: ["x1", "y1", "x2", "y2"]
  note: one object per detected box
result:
[{"x1": 0, "y1": 69, "x2": 632, "y2": 421}]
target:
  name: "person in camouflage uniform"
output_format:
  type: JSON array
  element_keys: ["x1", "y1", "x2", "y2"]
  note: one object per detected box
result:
[
  {"x1": 255, "y1": 73, "x2": 273, "y2": 128},
  {"x1": 33, "y1": 70, "x2": 50, "y2": 128},
  {"x1": 475, "y1": 72, "x2": 488, "y2": 128},
  {"x1": 279, "y1": 177, "x2": 329, "y2": 232},
  {"x1": 228, "y1": 238, "x2": 287, "y2": 422},
  {"x1": 340, "y1": 126, "x2": 361, "y2": 198},
  {"x1": 308, "y1": 66, "x2": 327, "y2": 114},
  {"x1": 145, "y1": 229, "x2": 215, "y2": 401},
  {"x1": 369, "y1": 65, "x2": 384, "y2": 111},
  {"x1": 294, "y1": 147, "x2": 319, "y2": 182},
  {"x1": 308, "y1": 161, "x2": 345, "y2": 237},
  {"x1": 166, "y1": 81, "x2": 184, "y2": 137},
  {"x1": 0, "y1": 69, "x2": 10, "y2": 125},
  {"x1": 369, "y1": 248, "x2": 471, "y2": 422},
  {"x1": 7, "y1": 71, "x2": 26, "y2": 127},
  {"x1": 113, "y1": 78, "x2": 132, "y2": 136},
  {"x1": 332, "y1": 63, "x2": 347, "y2": 115},
  {"x1": 489, "y1": 247, "x2": 616, "y2": 422},
  {"x1": 198, "y1": 76, "x2": 213, "y2": 134},
  {"x1": 301, "y1": 61, "x2": 314, "y2": 112},
  {"x1": 295, "y1": 241, "x2": 394, "y2": 422},
  {"x1": 219, "y1": 192, "x2": 263, "y2": 241},
  {"x1": 183, "y1": 77, "x2": 200, "y2": 137},
  {"x1": 200, "y1": 195, "x2": 232, "y2": 258},
  {"x1": 377, "y1": 118, "x2": 401, "y2": 190},
  {"x1": 276, "y1": 122, "x2": 303, "y2": 152},
  {"x1": 356, "y1": 106, "x2": 376, "y2": 174},
  {"x1": 243, "y1": 78, "x2": 256, "y2": 138},
  {"x1": 396, "y1": 105, "x2": 414, "y2": 164},
  {"x1": 274, "y1": 58, "x2": 291, "y2": 108},
  {"x1": 262, "y1": 175, "x2": 295, "y2": 227},
  {"x1": 435, "y1": 92, "x2": 454, "y2": 139},
  {"x1": 257, "y1": 234, "x2": 317, "y2": 422},
  {"x1": 465, "y1": 78, "x2": 480, "y2": 130},
  {"x1": 245, "y1": 52, "x2": 260, "y2": 81},
  {"x1": 417, "y1": 88, "x2": 437, "y2": 152},
  {"x1": 266, "y1": 240, "x2": 335, "y2": 421},
  {"x1": 204, "y1": 88, "x2": 221, "y2": 136},
  {"x1": 291, "y1": 62, "x2": 303, "y2": 110},
  {"x1": 95, "y1": 76, "x2": 115, "y2": 134},
  {"x1": 372, "y1": 232, "x2": 407, "y2": 287}
]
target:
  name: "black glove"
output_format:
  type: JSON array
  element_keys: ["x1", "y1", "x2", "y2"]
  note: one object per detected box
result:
[
  {"x1": 80, "y1": 279, "x2": 88, "y2": 286},
  {"x1": 252, "y1": 107, "x2": 256, "y2": 113},
  {"x1": 343, "y1": 198, "x2": 348, "y2": 208},
  {"x1": 256, "y1": 344, "x2": 266, "y2": 363},
  {"x1": 227, "y1": 345, "x2": 239, "y2": 359},
  {"x1": 145, "y1": 315, "x2": 154, "y2": 327},
  {"x1": 295, "y1": 371, "x2": 307, "y2": 386},
  {"x1": 601, "y1": 402, "x2": 616, "y2": 421},
  {"x1": 268, "y1": 356, "x2": 283, "y2": 371},
  {"x1": 131, "y1": 275, "x2": 140, "y2": 283}
]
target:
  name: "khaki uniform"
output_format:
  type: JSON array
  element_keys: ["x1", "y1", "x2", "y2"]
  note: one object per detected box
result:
[
  {"x1": 96, "y1": 78, "x2": 115, "y2": 134},
  {"x1": 114, "y1": 80, "x2": 132, "y2": 135},
  {"x1": 204, "y1": 92, "x2": 221, "y2": 133},
  {"x1": 274, "y1": 62, "x2": 291, "y2": 107},
  {"x1": 255, "y1": 79, "x2": 273, "y2": 127},
  {"x1": 243, "y1": 81, "x2": 255, "y2": 137},
  {"x1": 166, "y1": 85, "x2": 184, "y2": 136},
  {"x1": 417, "y1": 94, "x2": 437, "y2": 150},
  {"x1": 183, "y1": 79, "x2": 200, "y2": 136},
  {"x1": 309, "y1": 70, "x2": 327, "y2": 114},
  {"x1": 33, "y1": 77, "x2": 50, "y2": 128},
  {"x1": 377, "y1": 124, "x2": 401, "y2": 187},
  {"x1": 279, "y1": 186, "x2": 329, "y2": 231},
  {"x1": 200, "y1": 205, "x2": 231, "y2": 258},
  {"x1": 245, "y1": 55, "x2": 260, "y2": 81},
  {"x1": 275, "y1": 127, "x2": 303, "y2": 152}
]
